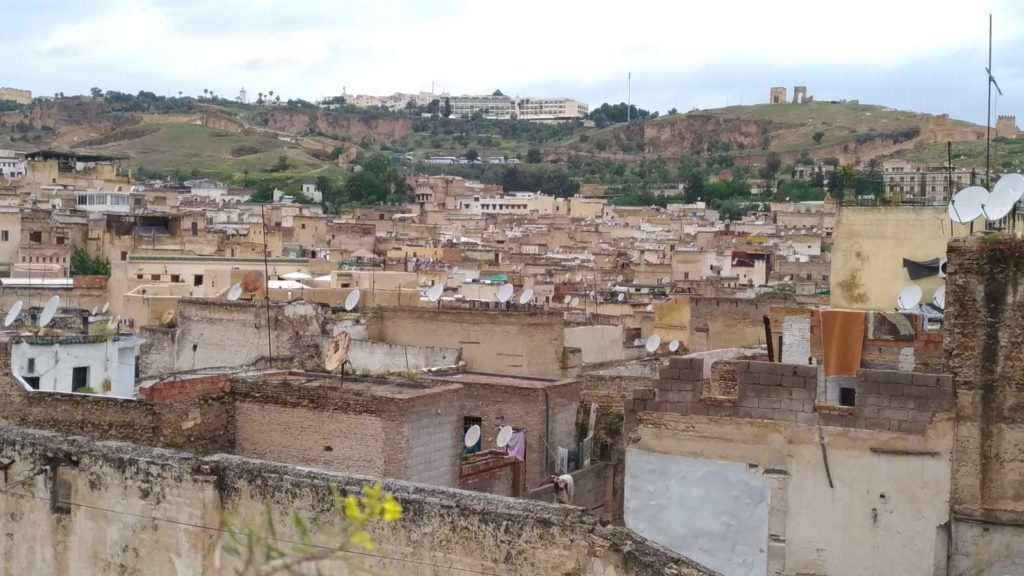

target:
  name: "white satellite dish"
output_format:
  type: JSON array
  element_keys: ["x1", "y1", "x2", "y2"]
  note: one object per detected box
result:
[
  {"x1": 933, "y1": 285, "x2": 946, "y2": 309},
  {"x1": 344, "y1": 289, "x2": 361, "y2": 312},
  {"x1": 426, "y1": 283, "x2": 444, "y2": 302},
  {"x1": 982, "y1": 174, "x2": 1024, "y2": 220},
  {"x1": 575, "y1": 273, "x2": 582, "y2": 282},
  {"x1": 616, "y1": 274, "x2": 624, "y2": 282},
  {"x1": 463, "y1": 424, "x2": 481, "y2": 448},
  {"x1": 948, "y1": 186, "x2": 988, "y2": 224},
  {"x1": 563, "y1": 294, "x2": 572, "y2": 305},
  {"x1": 897, "y1": 285, "x2": 922, "y2": 310},
  {"x1": 227, "y1": 283, "x2": 243, "y2": 301},
  {"x1": 39, "y1": 295, "x2": 60, "y2": 328},
  {"x1": 91, "y1": 306, "x2": 98, "y2": 315},
  {"x1": 939, "y1": 259, "x2": 947, "y2": 279},
  {"x1": 496, "y1": 283, "x2": 514, "y2": 303},
  {"x1": 668, "y1": 339, "x2": 680, "y2": 352},
  {"x1": 616, "y1": 293, "x2": 625, "y2": 302},
  {"x1": 518, "y1": 288, "x2": 534, "y2": 305},
  {"x1": 645, "y1": 304, "x2": 654, "y2": 313},
  {"x1": 101, "y1": 301, "x2": 110, "y2": 314},
  {"x1": 645, "y1": 335, "x2": 661, "y2": 353},
  {"x1": 4, "y1": 300, "x2": 23, "y2": 328},
  {"x1": 569, "y1": 296, "x2": 580, "y2": 308},
  {"x1": 496, "y1": 425, "x2": 513, "y2": 448}
]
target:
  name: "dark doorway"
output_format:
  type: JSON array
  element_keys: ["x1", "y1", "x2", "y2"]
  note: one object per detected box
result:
[{"x1": 72, "y1": 367, "x2": 89, "y2": 391}]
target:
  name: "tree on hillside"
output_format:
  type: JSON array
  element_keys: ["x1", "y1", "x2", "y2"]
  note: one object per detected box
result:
[
  {"x1": 812, "y1": 131, "x2": 824, "y2": 145},
  {"x1": 315, "y1": 175, "x2": 331, "y2": 213},
  {"x1": 276, "y1": 155, "x2": 289, "y2": 171},
  {"x1": 70, "y1": 249, "x2": 111, "y2": 277},
  {"x1": 684, "y1": 172, "x2": 704, "y2": 203},
  {"x1": 442, "y1": 97, "x2": 452, "y2": 118},
  {"x1": 526, "y1": 148, "x2": 542, "y2": 164},
  {"x1": 342, "y1": 153, "x2": 411, "y2": 206},
  {"x1": 464, "y1": 149, "x2": 479, "y2": 162},
  {"x1": 759, "y1": 151, "x2": 782, "y2": 195},
  {"x1": 588, "y1": 103, "x2": 651, "y2": 128},
  {"x1": 90, "y1": 87, "x2": 103, "y2": 98}
]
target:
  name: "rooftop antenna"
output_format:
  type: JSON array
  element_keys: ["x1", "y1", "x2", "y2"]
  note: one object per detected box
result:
[
  {"x1": 496, "y1": 283, "x2": 514, "y2": 303},
  {"x1": 463, "y1": 424, "x2": 481, "y2": 449},
  {"x1": 518, "y1": 288, "x2": 534, "y2": 305},
  {"x1": 985, "y1": 13, "x2": 1002, "y2": 191},
  {"x1": 323, "y1": 330, "x2": 351, "y2": 374},
  {"x1": 897, "y1": 285, "x2": 922, "y2": 311},
  {"x1": 260, "y1": 202, "x2": 272, "y2": 366},
  {"x1": 496, "y1": 425, "x2": 513, "y2": 449},
  {"x1": 38, "y1": 295, "x2": 59, "y2": 329},
  {"x1": 3, "y1": 300, "x2": 23, "y2": 328},
  {"x1": 344, "y1": 289, "x2": 361, "y2": 312},
  {"x1": 644, "y1": 334, "x2": 661, "y2": 354},
  {"x1": 627, "y1": 72, "x2": 632, "y2": 123}
]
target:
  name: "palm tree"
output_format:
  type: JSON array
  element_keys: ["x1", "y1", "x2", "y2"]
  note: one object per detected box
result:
[{"x1": 203, "y1": 88, "x2": 209, "y2": 98}]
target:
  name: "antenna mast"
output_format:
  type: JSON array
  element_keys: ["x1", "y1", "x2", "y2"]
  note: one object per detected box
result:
[
  {"x1": 985, "y1": 13, "x2": 1003, "y2": 190},
  {"x1": 627, "y1": 72, "x2": 632, "y2": 123},
  {"x1": 261, "y1": 202, "x2": 273, "y2": 365}
]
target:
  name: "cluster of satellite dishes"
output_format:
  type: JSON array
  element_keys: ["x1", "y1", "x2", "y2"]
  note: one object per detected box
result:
[
  {"x1": 638, "y1": 334, "x2": 680, "y2": 354},
  {"x1": 463, "y1": 423, "x2": 515, "y2": 450},
  {"x1": 1, "y1": 295, "x2": 118, "y2": 333},
  {"x1": 948, "y1": 173, "x2": 1024, "y2": 225}
]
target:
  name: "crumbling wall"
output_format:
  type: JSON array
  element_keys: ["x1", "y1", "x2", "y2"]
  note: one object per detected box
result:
[
  {"x1": 687, "y1": 293, "x2": 794, "y2": 352},
  {"x1": 0, "y1": 427, "x2": 712, "y2": 576},
  {"x1": 946, "y1": 237, "x2": 1024, "y2": 575}
]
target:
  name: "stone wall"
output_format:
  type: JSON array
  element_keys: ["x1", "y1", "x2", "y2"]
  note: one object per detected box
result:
[
  {"x1": 0, "y1": 427, "x2": 712, "y2": 576},
  {"x1": 345, "y1": 338, "x2": 461, "y2": 375},
  {"x1": 367, "y1": 307, "x2": 571, "y2": 377},
  {"x1": 686, "y1": 293, "x2": 794, "y2": 352},
  {"x1": 637, "y1": 357, "x2": 952, "y2": 434},
  {"x1": 0, "y1": 343, "x2": 233, "y2": 454},
  {"x1": 946, "y1": 237, "x2": 1024, "y2": 575}
]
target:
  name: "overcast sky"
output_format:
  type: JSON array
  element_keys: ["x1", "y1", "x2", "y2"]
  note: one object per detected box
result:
[{"x1": 4, "y1": 0, "x2": 1023, "y2": 125}]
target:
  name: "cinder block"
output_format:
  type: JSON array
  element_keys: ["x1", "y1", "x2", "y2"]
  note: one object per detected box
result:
[
  {"x1": 768, "y1": 386, "x2": 790, "y2": 398},
  {"x1": 669, "y1": 357, "x2": 690, "y2": 370},
  {"x1": 856, "y1": 381, "x2": 879, "y2": 395},
  {"x1": 751, "y1": 408, "x2": 774, "y2": 420},
  {"x1": 759, "y1": 398, "x2": 783, "y2": 409},
  {"x1": 880, "y1": 408, "x2": 910, "y2": 420},
  {"x1": 673, "y1": 379, "x2": 698, "y2": 392},
  {"x1": 706, "y1": 405, "x2": 734, "y2": 417},
  {"x1": 912, "y1": 372, "x2": 939, "y2": 387},
  {"x1": 894, "y1": 420, "x2": 926, "y2": 434},
  {"x1": 819, "y1": 413, "x2": 856, "y2": 427},
  {"x1": 659, "y1": 368, "x2": 680, "y2": 380},
  {"x1": 678, "y1": 369, "x2": 704, "y2": 382},
  {"x1": 938, "y1": 375, "x2": 954, "y2": 389},
  {"x1": 660, "y1": 390, "x2": 679, "y2": 403},
  {"x1": 901, "y1": 384, "x2": 929, "y2": 398},
  {"x1": 770, "y1": 363, "x2": 798, "y2": 376},
  {"x1": 748, "y1": 361, "x2": 774, "y2": 374},
  {"x1": 774, "y1": 410, "x2": 798, "y2": 423},
  {"x1": 890, "y1": 396, "x2": 916, "y2": 410},
  {"x1": 863, "y1": 418, "x2": 891, "y2": 431},
  {"x1": 796, "y1": 412, "x2": 819, "y2": 425},
  {"x1": 862, "y1": 394, "x2": 890, "y2": 407},
  {"x1": 737, "y1": 396, "x2": 760, "y2": 408},
  {"x1": 795, "y1": 365, "x2": 818, "y2": 378},
  {"x1": 760, "y1": 374, "x2": 782, "y2": 386},
  {"x1": 632, "y1": 388, "x2": 654, "y2": 400},
  {"x1": 745, "y1": 384, "x2": 769, "y2": 397},
  {"x1": 790, "y1": 388, "x2": 812, "y2": 401}
]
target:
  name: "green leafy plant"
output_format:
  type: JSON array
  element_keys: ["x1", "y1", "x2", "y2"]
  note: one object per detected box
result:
[
  {"x1": 219, "y1": 483, "x2": 403, "y2": 575},
  {"x1": 70, "y1": 249, "x2": 111, "y2": 276}
]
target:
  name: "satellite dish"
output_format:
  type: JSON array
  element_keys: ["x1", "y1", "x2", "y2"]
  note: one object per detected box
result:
[
  {"x1": 496, "y1": 283, "x2": 514, "y2": 303},
  {"x1": 645, "y1": 304, "x2": 654, "y2": 313},
  {"x1": 569, "y1": 296, "x2": 580, "y2": 308},
  {"x1": 107, "y1": 315, "x2": 121, "y2": 331},
  {"x1": 241, "y1": 270, "x2": 265, "y2": 293},
  {"x1": 227, "y1": 283, "x2": 243, "y2": 301},
  {"x1": 38, "y1": 295, "x2": 59, "y2": 328},
  {"x1": 575, "y1": 273, "x2": 582, "y2": 282},
  {"x1": 948, "y1": 186, "x2": 988, "y2": 224},
  {"x1": 518, "y1": 288, "x2": 534, "y2": 304},
  {"x1": 939, "y1": 259, "x2": 947, "y2": 279},
  {"x1": 645, "y1": 335, "x2": 662, "y2": 353},
  {"x1": 562, "y1": 295, "x2": 572, "y2": 305},
  {"x1": 344, "y1": 289, "x2": 361, "y2": 312},
  {"x1": 616, "y1": 274, "x2": 624, "y2": 282},
  {"x1": 91, "y1": 306, "x2": 98, "y2": 315},
  {"x1": 4, "y1": 300, "x2": 23, "y2": 328},
  {"x1": 101, "y1": 302, "x2": 110, "y2": 314},
  {"x1": 982, "y1": 174, "x2": 1024, "y2": 220},
  {"x1": 463, "y1": 424, "x2": 481, "y2": 448},
  {"x1": 426, "y1": 283, "x2": 444, "y2": 302},
  {"x1": 496, "y1": 425, "x2": 513, "y2": 449},
  {"x1": 933, "y1": 285, "x2": 946, "y2": 309},
  {"x1": 668, "y1": 339, "x2": 680, "y2": 352},
  {"x1": 616, "y1": 293, "x2": 625, "y2": 302},
  {"x1": 897, "y1": 285, "x2": 922, "y2": 310},
  {"x1": 161, "y1": 309, "x2": 176, "y2": 326},
  {"x1": 324, "y1": 331, "x2": 352, "y2": 372}
]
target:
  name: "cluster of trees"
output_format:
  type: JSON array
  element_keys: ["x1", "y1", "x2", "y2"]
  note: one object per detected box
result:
[
  {"x1": 588, "y1": 102, "x2": 653, "y2": 127},
  {"x1": 70, "y1": 249, "x2": 111, "y2": 277}
]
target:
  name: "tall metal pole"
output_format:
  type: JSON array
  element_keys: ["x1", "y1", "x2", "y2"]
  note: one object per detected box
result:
[
  {"x1": 986, "y1": 13, "x2": 993, "y2": 190},
  {"x1": 261, "y1": 202, "x2": 273, "y2": 365},
  {"x1": 627, "y1": 72, "x2": 632, "y2": 123}
]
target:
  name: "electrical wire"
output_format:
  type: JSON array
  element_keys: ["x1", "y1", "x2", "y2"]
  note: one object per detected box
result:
[{"x1": 0, "y1": 487, "x2": 503, "y2": 576}]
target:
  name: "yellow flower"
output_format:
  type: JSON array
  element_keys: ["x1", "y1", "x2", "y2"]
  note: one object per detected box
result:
[
  {"x1": 344, "y1": 495, "x2": 367, "y2": 523},
  {"x1": 350, "y1": 529, "x2": 376, "y2": 551},
  {"x1": 381, "y1": 495, "x2": 403, "y2": 522}
]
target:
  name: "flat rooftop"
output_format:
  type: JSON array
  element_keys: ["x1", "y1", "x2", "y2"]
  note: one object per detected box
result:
[{"x1": 425, "y1": 371, "x2": 573, "y2": 389}]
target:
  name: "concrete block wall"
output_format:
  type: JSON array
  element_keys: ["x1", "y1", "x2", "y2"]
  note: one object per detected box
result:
[{"x1": 633, "y1": 357, "x2": 953, "y2": 434}]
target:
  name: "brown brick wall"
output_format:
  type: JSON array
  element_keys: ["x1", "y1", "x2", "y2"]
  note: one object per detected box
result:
[
  {"x1": 138, "y1": 375, "x2": 230, "y2": 402},
  {"x1": 632, "y1": 357, "x2": 952, "y2": 434},
  {"x1": 72, "y1": 275, "x2": 109, "y2": 289}
]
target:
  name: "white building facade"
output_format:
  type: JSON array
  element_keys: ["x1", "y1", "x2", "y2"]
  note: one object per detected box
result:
[{"x1": 11, "y1": 334, "x2": 144, "y2": 398}]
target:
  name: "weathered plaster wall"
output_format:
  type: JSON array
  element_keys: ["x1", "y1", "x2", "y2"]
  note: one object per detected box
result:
[
  {"x1": 367, "y1": 307, "x2": 569, "y2": 377},
  {"x1": 625, "y1": 450, "x2": 769, "y2": 576},
  {"x1": 343, "y1": 338, "x2": 461, "y2": 374},
  {"x1": 945, "y1": 237, "x2": 1024, "y2": 575},
  {"x1": 830, "y1": 206, "x2": 967, "y2": 310},
  {"x1": 564, "y1": 325, "x2": 633, "y2": 364},
  {"x1": 0, "y1": 427, "x2": 713, "y2": 576}
]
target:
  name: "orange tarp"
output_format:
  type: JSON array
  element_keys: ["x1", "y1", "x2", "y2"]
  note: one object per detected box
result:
[{"x1": 821, "y1": 310, "x2": 867, "y2": 377}]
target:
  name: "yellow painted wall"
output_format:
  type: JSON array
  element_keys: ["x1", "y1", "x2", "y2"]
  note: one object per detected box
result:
[{"x1": 830, "y1": 206, "x2": 973, "y2": 310}]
